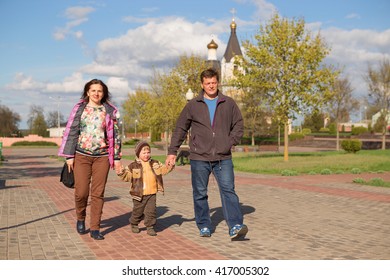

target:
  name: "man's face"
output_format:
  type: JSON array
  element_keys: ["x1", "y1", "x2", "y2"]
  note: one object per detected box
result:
[{"x1": 201, "y1": 76, "x2": 218, "y2": 97}]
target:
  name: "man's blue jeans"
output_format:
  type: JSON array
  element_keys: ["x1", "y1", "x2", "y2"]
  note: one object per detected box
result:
[{"x1": 190, "y1": 159, "x2": 243, "y2": 230}]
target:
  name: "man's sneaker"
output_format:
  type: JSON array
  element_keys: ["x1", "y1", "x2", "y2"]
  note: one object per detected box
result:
[
  {"x1": 229, "y1": 224, "x2": 248, "y2": 239},
  {"x1": 199, "y1": 227, "x2": 211, "y2": 237}
]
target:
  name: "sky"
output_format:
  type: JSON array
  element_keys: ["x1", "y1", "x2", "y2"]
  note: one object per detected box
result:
[{"x1": 0, "y1": 0, "x2": 389, "y2": 129}]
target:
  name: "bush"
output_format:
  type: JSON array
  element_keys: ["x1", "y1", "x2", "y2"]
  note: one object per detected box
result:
[
  {"x1": 351, "y1": 126, "x2": 368, "y2": 136},
  {"x1": 341, "y1": 139, "x2": 362, "y2": 153},
  {"x1": 353, "y1": 178, "x2": 365, "y2": 184},
  {"x1": 351, "y1": 168, "x2": 362, "y2": 174},
  {"x1": 301, "y1": 128, "x2": 311, "y2": 135},
  {"x1": 11, "y1": 141, "x2": 57, "y2": 146},
  {"x1": 281, "y1": 169, "x2": 298, "y2": 176},
  {"x1": 319, "y1": 127, "x2": 330, "y2": 133},
  {"x1": 123, "y1": 139, "x2": 139, "y2": 146},
  {"x1": 289, "y1": 132, "x2": 304, "y2": 141},
  {"x1": 369, "y1": 178, "x2": 385, "y2": 186},
  {"x1": 328, "y1": 123, "x2": 337, "y2": 134},
  {"x1": 320, "y1": 168, "x2": 332, "y2": 175}
]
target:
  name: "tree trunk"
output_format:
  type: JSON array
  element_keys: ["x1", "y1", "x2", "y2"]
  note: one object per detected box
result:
[
  {"x1": 382, "y1": 126, "x2": 386, "y2": 150},
  {"x1": 283, "y1": 123, "x2": 289, "y2": 162},
  {"x1": 336, "y1": 122, "x2": 340, "y2": 151}
]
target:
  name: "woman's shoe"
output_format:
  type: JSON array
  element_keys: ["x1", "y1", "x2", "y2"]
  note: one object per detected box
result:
[
  {"x1": 90, "y1": 230, "x2": 104, "y2": 240},
  {"x1": 76, "y1": 220, "x2": 86, "y2": 234}
]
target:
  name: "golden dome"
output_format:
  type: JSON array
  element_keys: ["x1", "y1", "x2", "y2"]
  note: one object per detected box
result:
[
  {"x1": 230, "y1": 19, "x2": 237, "y2": 29},
  {"x1": 207, "y1": 39, "x2": 218, "y2": 49}
]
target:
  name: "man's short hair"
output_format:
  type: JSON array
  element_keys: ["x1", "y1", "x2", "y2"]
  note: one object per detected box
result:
[{"x1": 200, "y1": 68, "x2": 219, "y2": 83}]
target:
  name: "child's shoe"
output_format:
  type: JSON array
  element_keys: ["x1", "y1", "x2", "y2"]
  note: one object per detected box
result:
[
  {"x1": 131, "y1": 224, "x2": 140, "y2": 233},
  {"x1": 147, "y1": 227, "x2": 157, "y2": 236}
]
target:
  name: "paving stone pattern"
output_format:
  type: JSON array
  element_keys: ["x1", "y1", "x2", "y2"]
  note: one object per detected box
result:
[{"x1": 0, "y1": 147, "x2": 389, "y2": 260}]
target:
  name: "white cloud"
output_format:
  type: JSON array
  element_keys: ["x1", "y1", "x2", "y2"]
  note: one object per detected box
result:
[
  {"x1": 122, "y1": 15, "x2": 159, "y2": 24},
  {"x1": 65, "y1": 6, "x2": 95, "y2": 19},
  {"x1": 5, "y1": 2, "x2": 390, "y2": 128},
  {"x1": 53, "y1": 6, "x2": 95, "y2": 41},
  {"x1": 45, "y1": 72, "x2": 85, "y2": 93},
  {"x1": 249, "y1": 0, "x2": 278, "y2": 22},
  {"x1": 5, "y1": 73, "x2": 45, "y2": 91},
  {"x1": 321, "y1": 27, "x2": 390, "y2": 99},
  {"x1": 80, "y1": 17, "x2": 227, "y2": 88},
  {"x1": 346, "y1": 13, "x2": 361, "y2": 20}
]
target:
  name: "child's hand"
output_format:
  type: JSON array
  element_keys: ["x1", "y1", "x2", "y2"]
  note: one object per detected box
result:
[
  {"x1": 116, "y1": 165, "x2": 125, "y2": 175},
  {"x1": 114, "y1": 160, "x2": 122, "y2": 174},
  {"x1": 152, "y1": 162, "x2": 160, "y2": 170}
]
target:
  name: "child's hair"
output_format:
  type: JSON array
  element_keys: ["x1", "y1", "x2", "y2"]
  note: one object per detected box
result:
[{"x1": 135, "y1": 141, "x2": 150, "y2": 157}]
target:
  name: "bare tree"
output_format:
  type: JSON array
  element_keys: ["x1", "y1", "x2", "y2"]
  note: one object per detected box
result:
[
  {"x1": 326, "y1": 76, "x2": 359, "y2": 150},
  {"x1": 366, "y1": 58, "x2": 390, "y2": 149},
  {"x1": 46, "y1": 111, "x2": 64, "y2": 128},
  {"x1": 27, "y1": 105, "x2": 48, "y2": 136}
]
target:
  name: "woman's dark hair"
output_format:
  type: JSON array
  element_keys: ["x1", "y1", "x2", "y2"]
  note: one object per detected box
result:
[
  {"x1": 200, "y1": 68, "x2": 219, "y2": 83},
  {"x1": 81, "y1": 79, "x2": 111, "y2": 103}
]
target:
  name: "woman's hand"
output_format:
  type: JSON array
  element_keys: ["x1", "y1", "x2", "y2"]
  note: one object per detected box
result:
[
  {"x1": 66, "y1": 158, "x2": 74, "y2": 172},
  {"x1": 114, "y1": 160, "x2": 122, "y2": 174}
]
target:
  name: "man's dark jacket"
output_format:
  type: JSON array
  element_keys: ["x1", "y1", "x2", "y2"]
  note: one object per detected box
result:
[{"x1": 168, "y1": 90, "x2": 243, "y2": 161}]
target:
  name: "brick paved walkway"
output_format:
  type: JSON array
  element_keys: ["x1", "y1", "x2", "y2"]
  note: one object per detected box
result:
[{"x1": 1, "y1": 147, "x2": 389, "y2": 260}]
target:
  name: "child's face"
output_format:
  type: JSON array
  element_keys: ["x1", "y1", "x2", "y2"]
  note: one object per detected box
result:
[{"x1": 138, "y1": 146, "x2": 151, "y2": 162}]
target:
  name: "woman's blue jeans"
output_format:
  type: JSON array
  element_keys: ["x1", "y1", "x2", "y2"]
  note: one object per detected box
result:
[{"x1": 190, "y1": 159, "x2": 243, "y2": 230}]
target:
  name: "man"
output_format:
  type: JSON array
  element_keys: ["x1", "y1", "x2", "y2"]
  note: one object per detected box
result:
[{"x1": 166, "y1": 68, "x2": 248, "y2": 239}]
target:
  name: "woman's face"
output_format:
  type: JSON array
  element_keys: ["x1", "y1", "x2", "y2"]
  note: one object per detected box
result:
[{"x1": 87, "y1": 84, "x2": 104, "y2": 106}]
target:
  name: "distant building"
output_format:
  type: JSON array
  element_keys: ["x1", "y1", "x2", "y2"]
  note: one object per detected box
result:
[
  {"x1": 371, "y1": 110, "x2": 390, "y2": 127},
  {"x1": 205, "y1": 16, "x2": 243, "y2": 100},
  {"x1": 47, "y1": 127, "x2": 65, "y2": 138}
]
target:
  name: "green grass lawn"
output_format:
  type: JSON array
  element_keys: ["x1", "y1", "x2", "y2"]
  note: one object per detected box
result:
[
  {"x1": 120, "y1": 149, "x2": 390, "y2": 188},
  {"x1": 232, "y1": 149, "x2": 390, "y2": 175},
  {"x1": 149, "y1": 149, "x2": 390, "y2": 176}
]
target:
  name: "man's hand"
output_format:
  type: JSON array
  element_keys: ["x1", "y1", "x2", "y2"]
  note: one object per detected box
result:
[{"x1": 165, "y1": 155, "x2": 176, "y2": 167}]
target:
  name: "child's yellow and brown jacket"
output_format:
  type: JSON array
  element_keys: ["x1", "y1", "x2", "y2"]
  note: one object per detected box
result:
[{"x1": 117, "y1": 159, "x2": 173, "y2": 201}]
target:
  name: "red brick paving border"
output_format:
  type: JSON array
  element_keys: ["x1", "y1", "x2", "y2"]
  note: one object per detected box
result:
[{"x1": 38, "y1": 176, "x2": 226, "y2": 260}]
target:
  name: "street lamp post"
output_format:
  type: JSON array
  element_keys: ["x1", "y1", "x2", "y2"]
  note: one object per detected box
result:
[
  {"x1": 185, "y1": 89, "x2": 194, "y2": 145},
  {"x1": 186, "y1": 88, "x2": 194, "y2": 101},
  {"x1": 120, "y1": 120, "x2": 125, "y2": 140},
  {"x1": 135, "y1": 119, "x2": 138, "y2": 139},
  {"x1": 49, "y1": 96, "x2": 62, "y2": 137}
]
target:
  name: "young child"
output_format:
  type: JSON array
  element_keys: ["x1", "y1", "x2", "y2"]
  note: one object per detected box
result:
[{"x1": 117, "y1": 141, "x2": 173, "y2": 236}]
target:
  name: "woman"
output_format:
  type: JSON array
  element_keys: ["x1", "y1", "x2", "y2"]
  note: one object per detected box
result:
[{"x1": 58, "y1": 79, "x2": 122, "y2": 240}]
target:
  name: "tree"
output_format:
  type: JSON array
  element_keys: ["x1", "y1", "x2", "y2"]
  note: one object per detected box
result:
[
  {"x1": 233, "y1": 14, "x2": 337, "y2": 161},
  {"x1": 27, "y1": 105, "x2": 48, "y2": 136},
  {"x1": 366, "y1": 58, "x2": 390, "y2": 150},
  {"x1": 150, "y1": 54, "x2": 207, "y2": 151},
  {"x1": 0, "y1": 104, "x2": 21, "y2": 137},
  {"x1": 121, "y1": 54, "x2": 207, "y2": 148},
  {"x1": 302, "y1": 111, "x2": 324, "y2": 132},
  {"x1": 171, "y1": 54, "x2": 207, "y2": 93},
  {"x1": 46, "y1": 111, "x2": 64, "y2": 128},
  {"x1": 122, "y1": 87, "x2": 156, "y2": 138},
  {"x1": 325, "y1": 76, "x2": 359, "y2": 150},
  {"x1": 230, "y1": 63, "x2": 272, "y2": 145}
]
